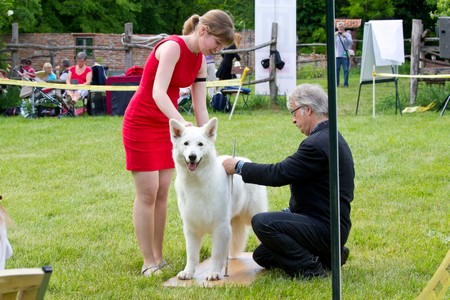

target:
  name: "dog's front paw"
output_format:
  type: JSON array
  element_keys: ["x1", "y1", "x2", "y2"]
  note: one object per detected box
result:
[
  {"x1": 205, "y1": 271, "x2": 221, "y2": 281},
  {"x1": 177, "y1": 270, "x2": 194, "y2": 280}
]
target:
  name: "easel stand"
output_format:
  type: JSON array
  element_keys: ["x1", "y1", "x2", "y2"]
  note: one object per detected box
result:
[{"x1": 355, "y1": 78, "x2": 401, "y2": 116}]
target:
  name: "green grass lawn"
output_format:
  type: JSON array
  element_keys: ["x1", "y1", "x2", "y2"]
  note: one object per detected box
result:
[{"x1": 0, "y1": 71, "x2": 449, "y2": 299}]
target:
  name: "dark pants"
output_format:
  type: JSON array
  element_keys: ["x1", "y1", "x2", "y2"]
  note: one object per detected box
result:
[
  {"x1": 252, "y1": 212, "x2": 345, "y2": 278},
  {"x1": 336, "y1": 57, "x2": 349, "y2": 87}
]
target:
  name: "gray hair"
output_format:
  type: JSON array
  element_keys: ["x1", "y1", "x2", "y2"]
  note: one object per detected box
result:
[
  {"x1": 337, "y1": 21, "x2": 345, "y2": 28},
  {"x1": 76, "y1": 52, "x2": 87, "y2": 60},
  {"x1": 287, "y1": 84, "x2": 328, "y2": 116},
  {"x1": 62, "y1": 58, "x2": 70, "y2": 68}
]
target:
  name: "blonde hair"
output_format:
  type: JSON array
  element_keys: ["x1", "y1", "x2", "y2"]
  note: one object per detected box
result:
[
  {"x1": 182, "y1": 9, "x2": 235, "y2": 46},
  {"x1": 43, "y1": 62, "x2": 53, "y2": 70}
]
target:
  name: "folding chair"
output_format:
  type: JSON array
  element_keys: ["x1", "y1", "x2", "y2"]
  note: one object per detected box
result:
[
  {"x1": 0, "y1": 266, "x2": 52, "y2": 300},
  {"x1": 221, "y1": 86, "x2": 251, "y2": 111},
  {"x1": 177, "y1": 88, "x2": 192, "y2": 115}
]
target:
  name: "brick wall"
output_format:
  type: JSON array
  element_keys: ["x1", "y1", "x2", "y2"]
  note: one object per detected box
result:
[{"x1": 2, "y1": 33, "x2": 153, "y2": 74}]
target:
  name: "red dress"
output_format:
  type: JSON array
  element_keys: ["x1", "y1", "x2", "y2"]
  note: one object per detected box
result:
[{"x1": 122, "y1": 35, "x2": 203, "y2": 171}]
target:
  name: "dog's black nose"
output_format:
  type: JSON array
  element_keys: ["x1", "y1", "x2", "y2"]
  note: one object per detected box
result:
[{"x1": 188, "y1": 154, "x2": 197, "y2": 162}]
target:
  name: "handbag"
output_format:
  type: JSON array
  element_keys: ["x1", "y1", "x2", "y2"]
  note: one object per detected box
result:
[{"x1": 338, "y1": 34, "x2": 354, "y2": 57}]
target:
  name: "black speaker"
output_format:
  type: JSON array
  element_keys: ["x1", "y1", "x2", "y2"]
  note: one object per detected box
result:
[{"x1": 439, "y1": 17, "x2": 450, "y2": 59}]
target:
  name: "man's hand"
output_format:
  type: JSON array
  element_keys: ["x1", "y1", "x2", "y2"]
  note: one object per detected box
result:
[{"x1": 222, "y1": 157, "x2": 239, "y2": 175}]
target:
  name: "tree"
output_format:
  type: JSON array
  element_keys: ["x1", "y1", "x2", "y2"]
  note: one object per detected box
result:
[
  {"x1": 37, "y1": 0, "x2": 141, "y2": 33},
  {"x1": 429, "y1": 0, "x2": 450, "y2": 19}
]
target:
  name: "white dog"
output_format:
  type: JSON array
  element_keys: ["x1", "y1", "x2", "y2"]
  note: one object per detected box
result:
[{"x1": 169, "y1": 117, "x2": 268, "y2": 281}]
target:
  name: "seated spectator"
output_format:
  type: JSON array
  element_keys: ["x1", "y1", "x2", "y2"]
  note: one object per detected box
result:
[
  {"x1": 0, "y1": 69, "x2": 8, "y2": 95},
  {"x1": 19, "y1": 58, "x2": 35, "y2": 76},
  {"x1": 0, "y1": 69, "x2": 8, "y2": 80},
  {"x1": 65, "y1": 52, "x2": 92, "y2": 105},
  {"x1": 55, "y1": 58, "x2": 71, "y2": 81},
  {"x1": 42, "y1": 62, "x2": 57, "y2": 81}
]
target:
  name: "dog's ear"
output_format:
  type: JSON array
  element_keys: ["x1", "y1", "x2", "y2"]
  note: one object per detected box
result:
[
  {"x1": 203, "y1": 118, "x2": 218, "y2": 140},
  {"x1": 169, "y1": 118, "x2": 184, "y2": 140}
]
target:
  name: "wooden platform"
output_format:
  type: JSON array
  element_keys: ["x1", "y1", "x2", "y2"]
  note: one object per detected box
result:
[{"x1": 163, "y1": 252, "x2": 265, "y2": 288}]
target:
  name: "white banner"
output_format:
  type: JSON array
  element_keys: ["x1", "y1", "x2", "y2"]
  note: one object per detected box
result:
[{"x1": 255, "y1": 0, "x2": 297, "y2": 96}]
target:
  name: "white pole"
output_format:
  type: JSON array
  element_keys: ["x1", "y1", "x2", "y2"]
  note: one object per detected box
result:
[{"x1": 372, "y1": 65, "x2": 376, "y2": 118}]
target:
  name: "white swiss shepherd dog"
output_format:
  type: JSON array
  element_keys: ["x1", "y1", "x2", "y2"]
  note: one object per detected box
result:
[{"x1": 169, "y1": 117, "x2": 268, "y2": 281}]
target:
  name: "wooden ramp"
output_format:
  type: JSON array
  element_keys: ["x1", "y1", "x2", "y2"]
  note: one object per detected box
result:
[{"x1": 163, "y1": 252, "x2": 265, "y2": 288}]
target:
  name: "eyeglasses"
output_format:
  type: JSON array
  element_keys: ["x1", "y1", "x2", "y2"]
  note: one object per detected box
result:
[{"x1": 290, "y1": 106, "x2": 303, "y2": 116}]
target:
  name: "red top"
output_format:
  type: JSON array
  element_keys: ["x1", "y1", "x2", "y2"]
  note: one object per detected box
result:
[
  {"x1": 122, "y1": 35, "x2": 203, "y2": 171},
  {"x1": 69, "y1": 66, "x2": 92, "y2": 84}
]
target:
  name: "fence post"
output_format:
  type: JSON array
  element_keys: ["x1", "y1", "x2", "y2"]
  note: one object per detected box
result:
[
  {"x1": 11, "y1": 23, "x2": 19, "y2": 69},
  {"x1": 269, "y1": 22, "x2": 278, "y2": 105},
  {"x1": 409, "y1": 19, "x2": 422, "y2": 105},
  {"x1": 124, "y1": 23, "x2": 133, "y2": 71}
]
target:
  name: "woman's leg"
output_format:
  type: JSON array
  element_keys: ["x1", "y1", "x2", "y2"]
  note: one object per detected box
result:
[
  {"x1": 132, "y1": 171, "x2": 159, "y2": 268},
  {"x1": 152, "y1": 168, "x2": 173, "y2": 263}
]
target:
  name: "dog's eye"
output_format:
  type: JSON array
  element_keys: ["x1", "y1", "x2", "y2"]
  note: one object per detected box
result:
[
  {"x1": 184, "y1": 141, "x2": 189, "y2": 146},
  {"x1": 198, "y1": 142, "x2": 203, "y2": 146}
]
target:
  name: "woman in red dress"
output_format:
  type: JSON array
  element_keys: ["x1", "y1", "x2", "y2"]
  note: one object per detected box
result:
[
  {"x1": 65, "y1": 51, "x2": 92, "y2": 105},
  {"x1": 122, "y1": 10, "x2": 235, "y2": 277}
]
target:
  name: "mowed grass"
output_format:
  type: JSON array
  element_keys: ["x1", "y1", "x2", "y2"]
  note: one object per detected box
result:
[{"x1": 0, "y1": 72, "x2": 449, "y2": 299}]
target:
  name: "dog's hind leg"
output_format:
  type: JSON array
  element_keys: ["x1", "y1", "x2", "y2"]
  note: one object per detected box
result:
[
  {"x1": 207, "y1": 223, "x2": 231, "y2": 281},
  {"x1": 177, "y1": 229, "x2": 202, "y2": 280},
  {"x1": 229, "y1": 216, "x2": 249, "y2": 257}
]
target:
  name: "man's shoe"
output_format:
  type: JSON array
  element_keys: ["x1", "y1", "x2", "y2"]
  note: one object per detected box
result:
[{"x1": 341, "y1": 246, "x2": 350, "y2": 266}]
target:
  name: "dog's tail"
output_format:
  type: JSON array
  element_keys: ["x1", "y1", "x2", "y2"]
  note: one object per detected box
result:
[{"x1": 229, "y1": 216, "x2": 249, "y2": 258}]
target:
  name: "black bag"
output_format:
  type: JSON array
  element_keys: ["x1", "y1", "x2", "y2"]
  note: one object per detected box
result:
[
  {"x1": 3, "y1": 107, "x2": 20, "y2": 116},
  {"x1": 87, "y1": 92, "x2": 106, "y2": 116},
  {"x1": 271, "y1": 50, "x2": 285, "y2": 70},
  {"x1": 261, "y1": 50, "x2": 285, "y2": 70},
  {"x1": 210, "y1": 92, "x2": 231, "y2": 112}
]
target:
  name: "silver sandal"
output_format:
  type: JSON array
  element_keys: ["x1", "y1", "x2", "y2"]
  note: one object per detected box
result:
[{"x1": 141, "y1": 265, "x2": 161, "y2": 277}]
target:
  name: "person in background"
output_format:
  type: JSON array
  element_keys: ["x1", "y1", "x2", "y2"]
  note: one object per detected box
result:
[
  {"x1": 215, "y1": 33, "x2": 242, "y2": 80},
  {"x1": 122, "y1": 9, "x2": 235, "y2": 277},
  {"x1": 335, "y1": 22, "x2": 353, "y2": 87},
  {"x1": 65, "y1": 52, "x2": 92, "y2": 105},
  {"x1": 0, "y1": 69, "x2": 8, "y2": 80},
  {"x1": 222, "y1": 83, "x2": 355, "y2": 279},
  {"x1": 55, "y1": 58, "x2": 71, "y2": 81},
  {"x1": 0, "y1": 69, "x2": 8, "y2": 95},
  {"x1": 205, "y1": 54, "x2": 216, "y2": 98},
  {"x1": 19, "y1": 58, "x2": 35, "y2": 75},
  {"x1": 42, "y1": 62, "x2": 57, "y2": 81}
]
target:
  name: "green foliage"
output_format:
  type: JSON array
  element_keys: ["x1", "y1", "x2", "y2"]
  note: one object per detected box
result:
[
  {"x1": 297, "y1": 64, "x2": 326, "y2": 80},
  {"x1": 0, "y1": 85, "x2": 21, "y2": 110},
  {"x1": 296, "y1": 0, "x2": 326, "y2": 43},
  {"x1": 341, "y1": 0, "x2": 395, "y2": 22},
  {"x1": 430, "y1": 0, "x2": 450, "y2": 18}
]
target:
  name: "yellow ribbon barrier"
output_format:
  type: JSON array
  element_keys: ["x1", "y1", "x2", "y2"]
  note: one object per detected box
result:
[
  {"x1": 0, "y1": 68, "x2": 251, "y2": 92},
  {"x1": 374, "y1": 72, "x2": 450, "y2": 79}
]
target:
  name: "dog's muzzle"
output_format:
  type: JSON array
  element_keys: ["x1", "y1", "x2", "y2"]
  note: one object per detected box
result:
[{"x1": 186, "y1": 154, "x2": 201, "y2": 172}]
